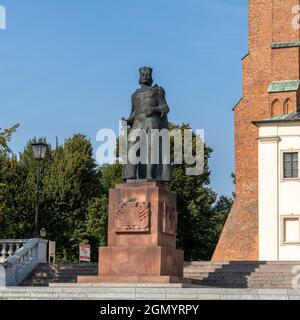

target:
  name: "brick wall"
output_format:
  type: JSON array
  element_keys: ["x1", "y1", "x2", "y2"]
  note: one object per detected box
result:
[{"x1": 213, "y1": 0, "x2": 300, "y2": 261}]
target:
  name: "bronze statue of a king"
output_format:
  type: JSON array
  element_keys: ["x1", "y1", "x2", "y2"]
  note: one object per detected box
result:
[{"x1": 122, "y1": 67, "x2": 171, "y2": 182}]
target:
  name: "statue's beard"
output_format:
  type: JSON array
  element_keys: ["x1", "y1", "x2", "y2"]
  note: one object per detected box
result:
[{"x1": 139, "y1": 77, "x2": 153, "y2": 86}]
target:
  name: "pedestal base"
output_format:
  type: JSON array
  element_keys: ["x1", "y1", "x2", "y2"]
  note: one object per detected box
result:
[
  {"x1": 77, "y1": 182, "x2": 185, "y2": 284},
  {"x1": 98, "y1": 246, "x2": 184, "y2": 277},
  {"x1": 77, "y1": 275, "x2": 188, "y2": 284}
]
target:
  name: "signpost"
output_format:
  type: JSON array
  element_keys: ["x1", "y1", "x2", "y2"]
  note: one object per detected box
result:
[{"x1": 79, "y1": 243, "x2": 91, "y2": 262}]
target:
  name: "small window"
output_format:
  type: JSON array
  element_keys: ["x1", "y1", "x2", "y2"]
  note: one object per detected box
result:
[
  {"x1": 283, "y1": 152, "x2": 298, "y2": 179},
  {"x1": 282, "y1": 216, "x2": 300, "y2": 244}
]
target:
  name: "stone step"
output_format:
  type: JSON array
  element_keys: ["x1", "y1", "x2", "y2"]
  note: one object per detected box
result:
[
  {"x1": 197, "y1": 277, "x2": 294, "y2": 282},
  {"x1": 22, "y1": 278, "x2": 78, "y2": 283},
  {"x1": 199, "y1": 282, "x2": 294, "y2": 288},
  {"x1": 199, "y1": 279, "x2": 293, "y2": 284},
  {"x1": 184, "y1": 270, "x2": 296, "y2": 275},
  {"x1": 184, "y1": 263, "x2": 300, "y2": 269},
  {"x1": 35, "y1": 263, "x2": 97, "y2": 268},
  {"x1": 24, "y1": 273, "x2": 98, "y2": 278},
  {"x1": 185, "y1": 273, "x2": 296, "y2": 278},
  {"x1": 30, "y1": 270, "x2": 98, "y2": 275},
  {"x1": 2, "y1": 286, "x2": 300, "y2": 300},
  {"x1": 187, "y1": 272, "x2": 295, "y2": 277},
  {"x1": 202, "y1": 271, "x2": 295, "y2": 276},
  {"x1": 26, "y1": 265, "x2": 97, "y2": 271},
  {"x1": 25, "y1": 271, "x2": 98, "y2": 277},
  {"x1": 186, "y1": 276, "x2": 295, "y2": 282},
  {"x1": 20, "y1": 263, "x2": 99, "y2": 286},
  {"x1": 249, "y1": 279, "x2": 295, "y2": 283},
  {"x1": 23, "y1": 280, "x2": 88, "y2": 284},
  {"x1": 184, "y1": 262, "x2": 300, "y2": 267},
  {"x1": 184, "y1": 265, "x2": 298, "y2": 271}
]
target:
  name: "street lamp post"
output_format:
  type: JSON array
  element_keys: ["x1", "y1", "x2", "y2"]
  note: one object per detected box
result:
[{"x1": 31, "y1": 142, "x2": 48, "y2": 238}]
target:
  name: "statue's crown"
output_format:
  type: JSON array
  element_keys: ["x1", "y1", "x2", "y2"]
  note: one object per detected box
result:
[{"x1": 139, "y1": 66, "x2": 153, "y2": 74}]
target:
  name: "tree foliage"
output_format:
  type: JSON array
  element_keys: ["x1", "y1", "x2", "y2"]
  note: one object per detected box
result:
[
  {"x1": 166, "y1": 123, "x2": 233, "y2": 260},
  {"x1": 0, "y1": 124, "x2": 19, "y2": 154}
]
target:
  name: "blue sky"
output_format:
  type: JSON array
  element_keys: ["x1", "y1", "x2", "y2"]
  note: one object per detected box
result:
[{"x1": 0, "y1": 0, "x2": 248, "y2": 197}]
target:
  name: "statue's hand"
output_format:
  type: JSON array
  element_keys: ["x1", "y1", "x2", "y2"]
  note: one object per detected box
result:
[
  {"x1": 160, "y1": 110, "x2": 166, "y2": 118},
  {"x1": 145, "y1": 108, "x2": 155, "y2": 117}
]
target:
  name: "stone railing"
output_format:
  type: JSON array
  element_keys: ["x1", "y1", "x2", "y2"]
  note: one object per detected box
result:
[
  {"x1": 0, "y1": 238, "x2": 48, "y2": 286},
  {"x1": 0, "y1": 240, "x2": 27, "y2": 263}
]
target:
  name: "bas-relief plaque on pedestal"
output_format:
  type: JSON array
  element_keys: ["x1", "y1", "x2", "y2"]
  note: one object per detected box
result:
[
  {"x1": 114, "y1": 202, "x2": 151, "y2": 233},
  {"x1": 114, "y1": 201, "x2": 177, "y2": 235},
  {"x1": 162, "y1": 202, "x2": 177, "y2": 236}
]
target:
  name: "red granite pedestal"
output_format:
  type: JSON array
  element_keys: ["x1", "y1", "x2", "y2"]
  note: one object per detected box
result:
[{"x1": 77, "y1": 181, "x2": 186, "y2": 284}]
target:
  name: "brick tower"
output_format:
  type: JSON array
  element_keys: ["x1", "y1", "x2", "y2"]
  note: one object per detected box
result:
[{"x1": 213, "y1": 0, "x2": 300, "y2": 260}]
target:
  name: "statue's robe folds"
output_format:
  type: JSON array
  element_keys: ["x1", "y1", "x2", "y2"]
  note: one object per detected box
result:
[{"x1": 122, "y1": 85, "x2": 171, "y2": 181}]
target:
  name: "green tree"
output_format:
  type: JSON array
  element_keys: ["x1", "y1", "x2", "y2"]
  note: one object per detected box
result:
[
  {"x1": 0, "y1": 124, "x2": 19, "y2": 154},
  {"x1": 167, "y1": 123, "x2": 232, "y2": 260},
  {"x1": 0, "y1": 124, "x2": 19, "y2": 237},
  {"x1": 99, "y1": 163, "x2": 122, "y2": 195},
  {"x1": 41, "y1": 134, "x2": 101, "y2": 261},
  {"x1": 0, "y1": 134, "x2": 106, "y2": 261},
  {"x1": 84, "y1": 196, "x2": 109, "y2": 261}
]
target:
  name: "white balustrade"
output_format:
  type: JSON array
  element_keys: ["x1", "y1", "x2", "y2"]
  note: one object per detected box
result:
[
  {"x1": 0, "y1": 240, "x2": 27, "y2": 263},
  {"x1": 0, "y1": 238, "x2": 48, "y2": 286}
]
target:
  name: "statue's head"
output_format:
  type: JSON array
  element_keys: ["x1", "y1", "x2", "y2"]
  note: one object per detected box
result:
[{"x1": 139, "y1": 66, "x2": 153, "y2": 86}]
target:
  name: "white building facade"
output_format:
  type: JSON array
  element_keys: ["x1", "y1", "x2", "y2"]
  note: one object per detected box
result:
[{"x1": 255, "y1": 112, "x2": 300, "y2": 261}]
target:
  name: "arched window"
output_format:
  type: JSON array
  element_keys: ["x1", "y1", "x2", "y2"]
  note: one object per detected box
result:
[
  {"x1": 270, "y1": 99, "x2": 282, "y2": 117},
  {"x1": 283, "y1": 98, "x2": 292, "y2": 115}
]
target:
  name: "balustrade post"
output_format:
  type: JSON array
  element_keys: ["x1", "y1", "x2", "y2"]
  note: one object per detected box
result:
[
  {"x1": 8, "y1": 243, "x2": 14, "y2": 257},
  {"x1": 1, "y1": 243, "x2": 7, "y2": 261}
]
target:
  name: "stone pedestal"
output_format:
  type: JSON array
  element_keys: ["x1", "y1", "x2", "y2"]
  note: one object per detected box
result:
[{"x1": 78, "y1": 181, "x2": 185, "y2": 283}]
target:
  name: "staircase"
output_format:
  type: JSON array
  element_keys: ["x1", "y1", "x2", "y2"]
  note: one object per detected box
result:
[
  {"x1": 20, "y1": 261, "x2": 300, "y2": 289},
  {"x1": 184, "y1": 261, "x2": 300, "y2": 289},
  {"x1": 21, "y1": 263, "x2": 98, "y2": 286}
]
